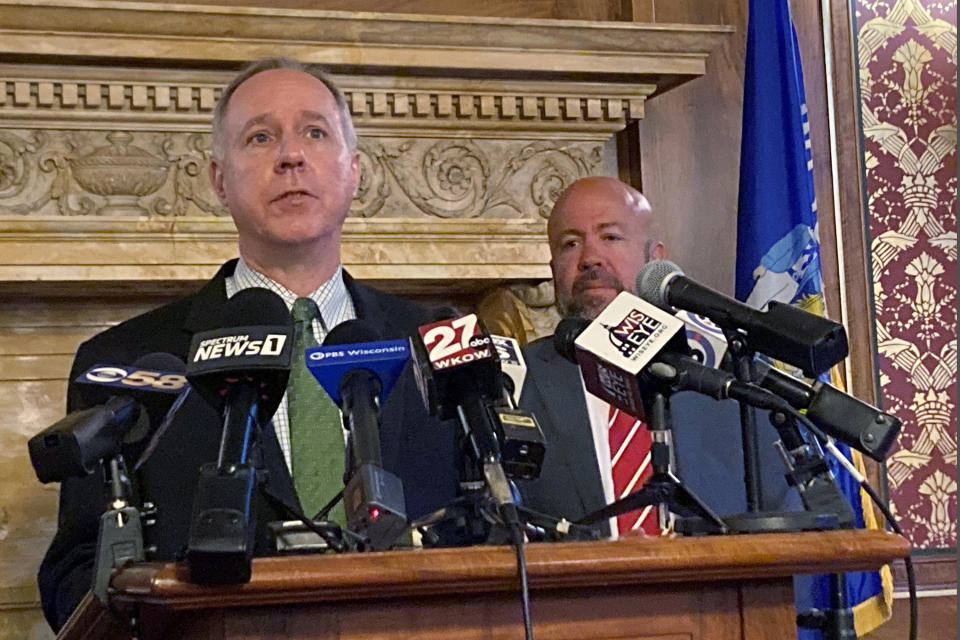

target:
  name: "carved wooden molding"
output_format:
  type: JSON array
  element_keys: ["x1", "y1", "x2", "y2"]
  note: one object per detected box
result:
[
  {"x1": 0, "y1": 72, "x2": 654, "y2": 135},
  {"x1": 0, "y1": 0, "x2": 732, "y2": 291}
]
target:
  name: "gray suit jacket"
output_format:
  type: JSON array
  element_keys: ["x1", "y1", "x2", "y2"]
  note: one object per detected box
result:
[{"x1": 518, "y1": 336, "x2": 797, "y2": 532}]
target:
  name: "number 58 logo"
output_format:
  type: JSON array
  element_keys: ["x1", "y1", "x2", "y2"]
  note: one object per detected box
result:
[{"x1": 80, "y1": 365, "x2": 187, "y2": 393}]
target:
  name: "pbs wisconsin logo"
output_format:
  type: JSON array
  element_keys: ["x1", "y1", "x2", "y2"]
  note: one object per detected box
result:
[{"x1": 309, "y1": 350, "x2": 344, "y2": 361}]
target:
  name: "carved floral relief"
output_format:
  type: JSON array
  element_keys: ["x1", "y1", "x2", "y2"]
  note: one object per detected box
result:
[{"x1": 0, "y1": 129, "x2": 601, "y2": 221}]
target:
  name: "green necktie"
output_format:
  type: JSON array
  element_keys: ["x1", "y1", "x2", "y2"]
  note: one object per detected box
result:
[{"x1": 288, "y1": 297, "x2": 345, "y2": 524}]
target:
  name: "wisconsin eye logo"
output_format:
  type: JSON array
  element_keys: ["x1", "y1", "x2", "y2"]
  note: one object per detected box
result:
[{"x1": 606, "y1": 309, "x2": 664, "y2": 359}]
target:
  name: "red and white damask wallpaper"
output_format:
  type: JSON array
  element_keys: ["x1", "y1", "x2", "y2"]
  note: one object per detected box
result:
[{"x1": 857, "y1": 0, "x2": 956, "y2": 549}]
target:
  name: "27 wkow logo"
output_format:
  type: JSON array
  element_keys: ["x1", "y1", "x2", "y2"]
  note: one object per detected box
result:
[{"x1": 419, "y1": 314, "x2": 492, "y2": 370}]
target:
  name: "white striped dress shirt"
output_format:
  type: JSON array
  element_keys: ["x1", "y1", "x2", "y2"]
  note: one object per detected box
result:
[{"x1": 224, "y1": 257, "x2": 356, "y2": 471}]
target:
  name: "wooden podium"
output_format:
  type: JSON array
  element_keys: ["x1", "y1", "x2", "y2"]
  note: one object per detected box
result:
[{"x1": 58, "y1": 529, "x2": 908, "y2": 640}]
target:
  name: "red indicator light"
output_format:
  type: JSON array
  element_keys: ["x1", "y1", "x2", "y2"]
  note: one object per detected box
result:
[{"x1": 369, "y1": 507, "x2": 380, "y2": 520}]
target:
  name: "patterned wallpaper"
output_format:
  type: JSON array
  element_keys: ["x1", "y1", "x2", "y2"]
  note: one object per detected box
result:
[{"x1": 857, "y1": 0, "x2": 957, "y2": 549}]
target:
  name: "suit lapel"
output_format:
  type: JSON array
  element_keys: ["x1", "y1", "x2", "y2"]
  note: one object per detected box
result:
[
  {"x1": 529, "y1": 341, "x2": 607, "y2": 519},
  {"x1": 183, "y1": 259, "x2": 235, "y2": 334}
]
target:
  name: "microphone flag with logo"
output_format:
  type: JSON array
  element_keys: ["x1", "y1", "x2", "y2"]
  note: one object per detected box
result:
[
  {"x1": 29, "y1": 353, "x2": 187, "y2": 483},
  {"x1": 306, "y1": 330, "x2": 409, "y2": 407},
  {"x1": 307, "y1": 319, "x2": 409, "y2": 549},
  {"x1": 573, "y1": 291, "x2": 686, "y2": 420},
  {"x1": 186, "y1": 287, "x2": 293, "y2": 428},
  {"x1": 412, "y1": 312, "x2": 501, "y2": 420},
  {"x1": 491, "y1": 334, "x2": 527, "y2": 406}
]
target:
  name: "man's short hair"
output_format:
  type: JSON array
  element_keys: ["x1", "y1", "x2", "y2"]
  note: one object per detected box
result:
[{"x1": 211, "y1": 57, "x2": 357, "y2": 157}]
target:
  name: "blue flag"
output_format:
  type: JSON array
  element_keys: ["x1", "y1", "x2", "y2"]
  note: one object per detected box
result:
[{"x1": 735, "y1": 0, "x2": 891, "y2": 636}]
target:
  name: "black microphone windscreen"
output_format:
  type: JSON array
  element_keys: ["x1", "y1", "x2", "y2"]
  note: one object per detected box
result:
[
  {"x1": 211, "y1": 287, "x2": 292, "y2": 330},
  {"x1": 133, "y1": 352, "x2": 186, "y2": 373},
  {"x1": 127, "y1": 352, "x2": 188, "y2": 443},
  {"x1": 553, "y1": 316, "x2": 590, "y2": 364},
  {"x1": 636, "y1": 260, "x2": 683, "y2": 308},
  {"x1": 429, "y1": 306, "x2": 461, "y2": 322},
  {"x1": 186, "y1": 287, "x2": 293, "y2": 423},
  {"x1": 323, "y1": 319, "x2": 382, "y2": 346}
]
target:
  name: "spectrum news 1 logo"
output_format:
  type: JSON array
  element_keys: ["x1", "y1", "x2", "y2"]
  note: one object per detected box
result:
[{"x1": 191, "y1": 333, "x2": 288, "y2": 362}]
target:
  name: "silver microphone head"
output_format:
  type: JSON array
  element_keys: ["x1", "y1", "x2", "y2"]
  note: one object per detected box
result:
[{"x1": 636, "y1": 259, "x2": 684, "y2": 308}]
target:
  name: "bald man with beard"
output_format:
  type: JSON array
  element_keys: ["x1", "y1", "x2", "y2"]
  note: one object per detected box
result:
[{"x1": 518, "y1": 177, "x2": 795, "y2": 537}]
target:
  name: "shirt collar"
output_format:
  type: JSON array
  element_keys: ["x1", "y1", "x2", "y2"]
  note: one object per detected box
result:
[{"x1": 226, "y1": 256, "x2": 352, "y2": 331}]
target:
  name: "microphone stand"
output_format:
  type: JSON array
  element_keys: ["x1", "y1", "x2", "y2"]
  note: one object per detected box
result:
[
  {"x1": 186, "y1": 384, "x2": 263, "y2": 583},
  {"x1": 770, "y1": 409, "x2": 857, "y2": 640},
  {"x1": 414, "y1": 381, "x2": 599, "y2": 545},
  {"x1": 92, "y1": 455, "x2": 146, "y2": 606},
  {"x1": 725, "y1": 330, "x2": 764, "y2": 512},
  {"x1": 577, "y1": 389, "x2": 727, "y2": 534},
  {"x1": 677, "y1": 332, "x2": 834, "y2": 535}
]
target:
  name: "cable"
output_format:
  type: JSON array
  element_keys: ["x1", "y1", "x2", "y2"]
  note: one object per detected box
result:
[
  {"x1": 514, "y1": 532, "x2": 533, "y2": 640},
  {"x1": 501, "y1": 503, "x2": 534, "y2": 640},
  {"x1": 783, "y1": 406, "x2": 918, "y2": 640},
  {"x1": 261, "y1": 488, "x2": 346, "y2": 553},
  {"x1": 859, "y1": 481, "x2": 918, "y2": 640}
]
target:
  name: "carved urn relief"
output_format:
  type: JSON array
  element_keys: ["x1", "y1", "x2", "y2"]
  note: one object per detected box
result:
[{"x1": 69, "y1": 131, "x2": 169, "y2": 215}]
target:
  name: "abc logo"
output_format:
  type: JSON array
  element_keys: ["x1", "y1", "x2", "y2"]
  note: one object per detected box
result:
[{"x1": 468, "y1": 335, "x2": 490, "y2": 349}]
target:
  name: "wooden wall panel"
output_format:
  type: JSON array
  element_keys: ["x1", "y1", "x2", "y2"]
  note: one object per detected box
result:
[
  {"x1": 635, "y1": 0, "x2": 748, "y2": 292},
  {"x1": 112, "y1": 0, "x2": 620, "y2": 20},
  {"x1": 647, "y1": 0, "x2": 730, "y2": 25},
  {"x1": 790, "y1": 0, "x2": 844, "y2": 335}
]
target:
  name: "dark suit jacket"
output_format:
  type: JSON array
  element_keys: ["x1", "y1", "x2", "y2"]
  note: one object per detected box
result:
[
  {"x1": 38, "y1": 259, "x2": 458, "y2": 630},
  {"x1": 518, "y1": 336, "x2": 797, "y2": 533}
]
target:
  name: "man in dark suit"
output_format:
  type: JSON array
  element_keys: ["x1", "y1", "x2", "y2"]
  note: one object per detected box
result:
[
  {"x1": 38, "y1": 58, "x2": 457, "y2": 630},
  {"x1": 518, "y1": 177, "x2": 794, "y2": 535}
]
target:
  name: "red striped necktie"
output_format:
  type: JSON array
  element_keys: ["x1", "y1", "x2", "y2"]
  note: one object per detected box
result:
[{"x1": 607, "y1": 406, "x2": 661, "y2": 536}]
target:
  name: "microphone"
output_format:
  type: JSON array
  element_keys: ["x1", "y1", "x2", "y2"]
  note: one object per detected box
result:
[
  {"x1": 411, "y1": 314, "x2": 529, "y2": 514},
  {"x1": 184, "y1": 287, "x2": 293, "y2": 584},
  {"x1": 636, "y1": 260, "x2": 848, "y2": 377},
  {"x1": 557, "y1": 292, "x2": 687, "y2": 420},
  {"x1": 415, "y1": 315, "x2": 546, "y2": 482},
  {"x1": 28, "y1": 353, "x2": 187, "y2": 483},
  {"x1": 658, "y1": 301, "x2": 897, "y2": 462},
  {"x1": 306, "y1": 319, "x2": 409, "y2": 549},
  {"x1": 554, "y1": 294, "x2": 790, "y2": 414},
  {"x1": 186, "y1": 288, "x2": 293, "y2": 430},
  {"x1": 666, "y1": 306, "x2": 897, "y2": 460},
  {"x1": 752, "y1": 362, "x2": 901, "y2": 461},
  {"x1": 491, "y1": 334, "x2": 527, "y2": 407}
]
